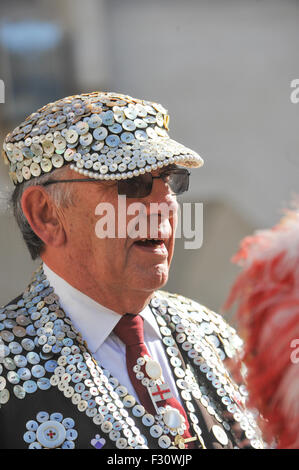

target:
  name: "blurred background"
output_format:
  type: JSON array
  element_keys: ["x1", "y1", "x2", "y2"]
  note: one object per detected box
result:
[{"x1": 0, "y1": 0, "x2": 298, "y2": 323}]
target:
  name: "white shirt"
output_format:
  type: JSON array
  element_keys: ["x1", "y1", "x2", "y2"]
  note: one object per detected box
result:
[{"x1": 43, "y1": 263, "x2": 182, "y2": 404}]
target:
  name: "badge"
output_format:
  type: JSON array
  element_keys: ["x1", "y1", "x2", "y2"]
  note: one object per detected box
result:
[{"x1": 91, "y1": 435, "x2": 106, "y2": 449}]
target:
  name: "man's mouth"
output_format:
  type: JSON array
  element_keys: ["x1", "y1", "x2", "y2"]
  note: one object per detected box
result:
[
  {"x1": 134, "y1": 238, "x2": 164, "y2": 248},
  {"x1": 132, "y1": 237, "x2": 168, "y2": 255}
]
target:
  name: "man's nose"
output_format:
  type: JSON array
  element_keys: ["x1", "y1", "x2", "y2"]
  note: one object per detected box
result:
[{"x1": 140, "y1": 177, "x2": 178, "y2": 227}]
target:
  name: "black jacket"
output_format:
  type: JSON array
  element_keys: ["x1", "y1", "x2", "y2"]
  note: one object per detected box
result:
[{"x1": 0, "y1": 265, "x2": 264, "y2": 449}]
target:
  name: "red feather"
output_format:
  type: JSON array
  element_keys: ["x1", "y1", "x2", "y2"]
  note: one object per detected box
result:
[{"x1": 224, "y1": 207, "x2": 299, "y2": 449}]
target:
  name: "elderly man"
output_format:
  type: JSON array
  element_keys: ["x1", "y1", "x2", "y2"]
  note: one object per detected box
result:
[{"x1": 0, "y1": 92, "x2": 263, "y2": 449}]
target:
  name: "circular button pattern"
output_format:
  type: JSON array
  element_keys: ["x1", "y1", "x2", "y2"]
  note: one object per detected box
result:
[{"x1": 36, "y1": 420, "x2": 66, "y2": 448}]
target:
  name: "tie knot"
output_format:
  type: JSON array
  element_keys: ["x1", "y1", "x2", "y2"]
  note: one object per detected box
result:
[{"x1": 113, "y1": 314, "x2": 145, "y2": 346}]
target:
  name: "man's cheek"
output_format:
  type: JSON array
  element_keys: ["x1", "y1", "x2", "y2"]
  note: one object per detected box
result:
[{"x1": 94, "y1": 204, "x2": 116, "y2": 239}]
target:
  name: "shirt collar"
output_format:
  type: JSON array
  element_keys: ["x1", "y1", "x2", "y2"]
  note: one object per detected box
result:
[{"x1": 43, "y1": 263, "x2": 161, "y2": 353}]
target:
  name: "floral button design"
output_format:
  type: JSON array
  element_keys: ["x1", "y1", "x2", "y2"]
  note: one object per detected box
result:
[{"x1": 23, "y1": 412, "x2": 78, "y2": 449}]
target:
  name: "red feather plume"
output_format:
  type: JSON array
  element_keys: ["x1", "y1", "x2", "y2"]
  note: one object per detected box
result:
[{"x1": 224, "y1": 207, "x2": 299, "y2": 449}]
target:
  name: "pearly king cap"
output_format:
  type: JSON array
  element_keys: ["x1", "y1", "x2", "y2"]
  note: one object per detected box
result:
[{"x1": 2, "y1": 91, "x2": 204, "y2": 185}]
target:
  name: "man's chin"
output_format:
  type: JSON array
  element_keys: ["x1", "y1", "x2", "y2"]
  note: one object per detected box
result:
[{"x1": 131, "y1": 266, "x2": 169, "y2": 292}]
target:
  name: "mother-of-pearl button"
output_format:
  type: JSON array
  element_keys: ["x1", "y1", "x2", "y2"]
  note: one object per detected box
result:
[
  {"x1": 212, "y1": 425, "x2": 228, "y2": 446},
  {"x1": 163, "y1": 408, "x2": 184, "y2": 430},
  {"x1": 36, "y1": 420, "x2": 66, "y2": 448},
  {"x1": 145, "y1": 360, "x2": 162, "y2": 380}
]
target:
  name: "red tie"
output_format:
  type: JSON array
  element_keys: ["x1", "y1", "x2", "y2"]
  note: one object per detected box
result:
[{"x1": 113, "y1": 313, "x2": 194, "y2": 446}]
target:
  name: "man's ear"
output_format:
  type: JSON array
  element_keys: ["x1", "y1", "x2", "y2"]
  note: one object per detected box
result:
[{"x1": 21, "y1": 186, "x2": 66, "y2": 247}]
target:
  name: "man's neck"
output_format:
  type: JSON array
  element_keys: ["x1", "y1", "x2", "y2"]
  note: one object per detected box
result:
[{"x1": 42, "y1": 260, "x2": 155, "y2": 316}]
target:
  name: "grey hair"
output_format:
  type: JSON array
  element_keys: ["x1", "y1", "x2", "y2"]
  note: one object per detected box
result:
[{"x1": 11, "y1": 166, "x2": 75, "y2": 260}]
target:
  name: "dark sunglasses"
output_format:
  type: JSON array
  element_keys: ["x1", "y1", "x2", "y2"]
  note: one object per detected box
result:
[{"x1": 41, "y1": 167, "x2": 190, "y2": 199}]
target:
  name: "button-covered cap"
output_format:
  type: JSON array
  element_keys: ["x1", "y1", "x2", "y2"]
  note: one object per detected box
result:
[{"x1": 2, "y1": 91, "x2": 203, "y2": 185}]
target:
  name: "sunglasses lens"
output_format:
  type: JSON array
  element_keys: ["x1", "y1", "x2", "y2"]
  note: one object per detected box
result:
[
  {"x1": 117, "y1": 169, "x2": 190, "y2": 198},
  {"x1": 117, "y1": 173, "x2": 153, "y2": 198},
  {"x1": 165, "y1": 171, "x2": 189, "y2": 195}
]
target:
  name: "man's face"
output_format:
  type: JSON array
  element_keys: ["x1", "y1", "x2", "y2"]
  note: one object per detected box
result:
[{"x1": 61, "y1": 169, "x2": 179, "y2": 297}]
